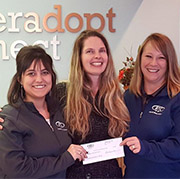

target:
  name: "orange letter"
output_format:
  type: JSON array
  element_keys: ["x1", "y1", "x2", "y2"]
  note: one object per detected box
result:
[
  {"x1": 65, "y1": 13, "x2": 83, "y2": 33},
  {"x1": 84, "y1": 13, "x2": 105, "y2": 32},
  {"x1": 43, "y1": 5, "x2": 64, "y2": 32},
  {"x1": 106, "y1": 8, "x2": 116, "y2": 32}
]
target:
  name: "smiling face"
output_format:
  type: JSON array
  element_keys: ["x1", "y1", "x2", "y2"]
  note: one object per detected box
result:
[
  {"x1": 81, "y1": 36, "x2": 108, "y2": 81},
  {"x1": 141, "y1": 41, "x2": 167, "y2": 89},
  {"x1": 20, "y1": 60, "x2": 52, "y2": 103}
]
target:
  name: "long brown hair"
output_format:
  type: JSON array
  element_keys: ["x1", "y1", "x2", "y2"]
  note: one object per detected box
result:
[
  {"x1": 8, "y1": 45, "x2": 57, "y2": 107},
  {"x1": 130, "y1": 33, "x2": 180, "y2": 97},
  {"x1": 65, "y1": 30, "x2": 130, "y2": 140}
]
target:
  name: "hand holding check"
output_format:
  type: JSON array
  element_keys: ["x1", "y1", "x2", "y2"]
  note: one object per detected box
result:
[{"x1": 81, "y1": 137, "x2": 124, "y2": 165}]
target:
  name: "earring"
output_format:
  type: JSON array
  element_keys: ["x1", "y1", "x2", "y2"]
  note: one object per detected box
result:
[{"x1": 21, "y1": 85, "x2": 24, "y2": 99}]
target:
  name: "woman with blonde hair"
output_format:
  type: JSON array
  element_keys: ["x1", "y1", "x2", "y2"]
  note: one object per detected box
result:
[
  {"x1": 56, "y1": 30, "x2": 130, "y2": 178},
  {"x1": 121, "y1": 33, "x2": 180, "y2": 178}
]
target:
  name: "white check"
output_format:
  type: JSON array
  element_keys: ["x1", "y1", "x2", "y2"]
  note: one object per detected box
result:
[{"x1": 81, "y1": 137, "x2": 124, "y2": 165}]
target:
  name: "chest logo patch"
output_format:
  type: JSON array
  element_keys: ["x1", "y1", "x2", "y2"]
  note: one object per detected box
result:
[
  {"x1": 149, "y1": 105, "x2": 165, "y2": 115},
  {"x1": 55, "y1": 121, "x2": 67, "y2": 131}
]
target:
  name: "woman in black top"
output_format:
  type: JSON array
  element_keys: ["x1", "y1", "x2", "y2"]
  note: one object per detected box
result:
[
  {"x1": 60, "y1": 30, "x2": 130, "y2": 178},
  {"x1": 0, "y1": 46, "x2": 86, "y2": 178}
]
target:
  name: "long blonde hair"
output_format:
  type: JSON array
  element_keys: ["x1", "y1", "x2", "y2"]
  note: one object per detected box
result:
[
  {"x1": 65, "y1": 30, "x2": 130, "y2": 140},
  {"x1": 130, "y1": 33, "x2": 180, "y2": 98}
]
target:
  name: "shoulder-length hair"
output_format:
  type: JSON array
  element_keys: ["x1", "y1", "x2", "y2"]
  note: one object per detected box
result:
[
  {"x1": 130, "y1": 33, "x2": 180, "y2": 97},
  {"x1": 65, "y1": 30, "x2": 130, "y2": 140},
  {"x1": 8, "y1": 45, "x2": 57, "y2": 106}
]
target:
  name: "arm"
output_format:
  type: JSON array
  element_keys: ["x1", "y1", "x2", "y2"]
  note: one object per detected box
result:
[
  {"x1": 139, "y1": 95, "x2": 180, "y2": 163},
  {"x1": 123, "y1": 93, "x2": 180, "y2": 163},
  {"x1": 122, "y1": 125, "x2": 180, "y2": 164},
  {"x1": 0, "y1": 116, "x2": 86, "y2": 178}
]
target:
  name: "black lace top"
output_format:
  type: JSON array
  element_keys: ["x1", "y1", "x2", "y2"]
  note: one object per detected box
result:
[{"x1": 56, "y1": 82, "x2": 122, "y2": 179}]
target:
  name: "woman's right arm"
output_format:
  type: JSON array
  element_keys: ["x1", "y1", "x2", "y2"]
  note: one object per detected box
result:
[{"x1": 0, "y1": 115, "x2": 86, "y2": 178}]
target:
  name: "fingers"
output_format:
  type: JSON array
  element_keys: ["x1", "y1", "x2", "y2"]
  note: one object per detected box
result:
[
  {"x1": 121, "y1": 136, "x2": 141, "y2": 154},
  {"x1": 0, "y1": 117, "x2": 4, "y2": 130},
  {"x1": 67, "y1": 144, "x2": 87, "y2": 161},
  {"x1": 78, "y1": 149, "x2": 87, "y2": 159},
  {"x1": 0, "y1": 107, "x2": 4, "y2": 123},
  {"x1": 75, "y1": 147, "x2": 87, "y2": 161},
  {"x1": 0, "y1": 117, "x2": 4, "y2": 123},
  {"x1": 76, "y1": 148, "x2": 87, "y2": 161},
  {"x1": 77, "y1": 150, "x2": 87, "y2": 161}
]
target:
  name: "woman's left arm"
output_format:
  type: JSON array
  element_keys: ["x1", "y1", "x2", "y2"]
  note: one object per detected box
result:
[{"x1": 123, "y1": 95, "x2": 180, "y2": 163}]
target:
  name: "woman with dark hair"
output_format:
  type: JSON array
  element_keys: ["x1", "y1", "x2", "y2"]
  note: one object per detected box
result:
[
  {"x1": 0, "y1": 30, "x2": 130, "y2": 178},
  {"x1": 0, "y1": 45, "x2": 86, "y2": 178},
  {"x1": 121, "y1": 33, "x2": 180, "y2": 178}
]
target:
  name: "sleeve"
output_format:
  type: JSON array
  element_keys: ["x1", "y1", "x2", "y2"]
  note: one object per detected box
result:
[
  {"x1": 138, "y1": 95, "x2": 180, "y2": 163},
  {"x1": 0, "y1": 118, "x2": 74, "y2": 178}
]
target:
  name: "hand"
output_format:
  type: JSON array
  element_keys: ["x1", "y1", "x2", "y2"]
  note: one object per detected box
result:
[
  {"x1": 121, "y1": 136, "x2": 141, "y2": 154},
  {"x1": 67, "y1": 144, "x2": 87, "y2": 161},
  {"x1": 0, "y1": 108, "x2": 4, "y2": 130}
]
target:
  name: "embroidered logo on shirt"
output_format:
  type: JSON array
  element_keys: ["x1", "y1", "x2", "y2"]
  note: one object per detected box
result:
[
  {"x1": 149, "y1": 105, "x2": 165, "y2": 115},
  {"x1": 55, "y1": 121, "x2": 67, "y2": 131}
]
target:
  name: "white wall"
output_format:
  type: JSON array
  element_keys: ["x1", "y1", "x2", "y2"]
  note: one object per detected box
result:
[
  {"x1": 0, "y1": 0, "x2": 180, "y2": 106},
  {"x1": 114, "y1": 0, "x2": 180, "y2": 69}
]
